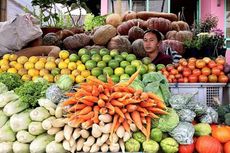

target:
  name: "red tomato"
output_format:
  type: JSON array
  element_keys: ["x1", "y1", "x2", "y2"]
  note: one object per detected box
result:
[
  {"x1": 177, "y1": 65, "x2": 184, "y2": 72},
  {"x1": 170, "y1": 69, "x2": 179, "y2": 75},
  {"x1": 199, "y1": 75, "x2": 208, "y2": 83},
  {"x1": 188, "y1": 64, "x2": 196, "y2": 70},
  {"x1": 188, "y1": 57, "x2": 197, "y2": 64},
  {"x1": 175, "y1": 74, "x2": 183, "y2": 79},
  {"x1": 208, "y1": 60, "x2": 217, "y2": 68},
  {"x1": 189, "y1": 75, "x2": 198, "y2": 83},
  {"x1": 196, "y1": 60, "x2": 206, "y2": 69},
  {"x1": 215, "y1": 57, "x2": 225, "y2": 65},
  {"x1": 201, "y1": 67, "x2": 211, "y2": 76},
  {"x1": 208, "y1": 74, "x2": 218, "y2": 83},
  {"x1": 166, "y1": 64, "x2": 174, "y2": 71},
  {"x1": 216, "y1": 64, "x2": 224, "y2": 71},
  {"x1": 183, "y1": 68, "x2": 192, "y2": 77},
  {"x1": 179, "y1": 143, "x2": 195, "y2": 153},
  {"x1": 193, "y1": 69, "x2": 201, "y2": 76},
  {"x1": 212, "y1": 67, "x2": 221, "y2": 76},
  {"x1": 168, "y1": 75, "x2": 175, "y2": 80},
  {"x1": 218, "y1": 75, "x2": 229, "y2": 83},
  {"x1": 179, "y1": 58, "x2": 187, "y2": 64},
  {"x1": 178, "y1": 78, "x2": 184, "y2": 83},
  {"x1": 163, "y1": 71, "x2": 169, "y2": 77},
  {"x1": 184, "y1": 77, "x2": 189, "y2": 83},
  {"x1": 203, "y1": 57, "x2": 211, "y2": 64}
]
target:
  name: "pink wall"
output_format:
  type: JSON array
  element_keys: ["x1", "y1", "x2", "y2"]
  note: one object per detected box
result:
[
  {"x1": 101, "y1": 0, "x2": 108, "y2": 15},
  {"x1": 201, "y1": 0, "x2": 225, "y2": 31}
]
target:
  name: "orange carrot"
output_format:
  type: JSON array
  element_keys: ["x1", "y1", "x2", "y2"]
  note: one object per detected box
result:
[
  {"x1": 114, "y1": 119, "x2": 121, "y2": 132},
  {"x1": 137, "y1": 106, "x2": 149, "y2": 115},
  {"x1": 139, "y1": 101, "x2": 156, "y2": 108},
  {"x1": 78, "y1": 112, "x2": 94, "y2": 120},
  {"x1": 117, "y1": 93, "x2": 132, "y2": 101},
  {"x1": 80, "y1": 84, "x2": 93, "y2": 92},
  {"x1": 92, "y1": 85, "x2": 99, "y2": 97},
  {"x1": 109, "y1": 109, "x2": 115, "y2": 115},
  {"x1": 98, "y1": 85, "x2": 104, "y2": 93},
  {"x1": 140, "y1": 113, "x2": 147, "y2": 117},
  {"x1": 78, "y1": 106, "x2": 92, "y2": 115},
  {"x1": 148, "y1": 112, "x2": 159, "y2": 118},
  {"x1": 148, "y1": 107, "x2": 168, "y2": 115},
  {"x1": 98, "y1": 99, "x2": 105, "y2": 107},
  {"x1": 122, "y1": 120, "x2": 130, "y2": 133},
  {"x1": 147, "y1": 92, "x2": 166, "y2": 109},
  {"x1": 118, "y1": 116, "x2": 124, "y2": 123},
  {"x1": 126, "y1": 87, "x2": 135, "y2": 94},
  {"x1": 82, "y1": 96, "x2": 99, "y2": 102},
  {"x1": 77, "y1": 89, "x2": 92, "y2": 96},
  {"x1": 156, "y1": 101, "x2": 167, "y2": 110},
  {"x1": 118, "y1": 68, "x2": 140, "y2": 87},
  {"x1": 125, "y1": 112, "x2": 133, "y2": 122},
  {"x1": 141, "y1": 116, "x2": 147, "y2": 124},
  {"x1": 79, "y1": 98, "x2": 94, "y2": 106},
  {"x1": 111, "y1": 100, "x2": 124, "y2": 107},
  {"x1": 134, "y1": 89, "x2": 142, "y2": 97},
  {"x1": 110, "y1": 92, "x2": 124, "y2": 99},
  {"x1": 92, "y1": 106, "x2": 99, "y2": 123},
  {"x1": 126, "y1": 104, "x2": 137, "y2": 112},
  {"x1": 99, "y1": 94, "x2": 109, "y2": 101},
  {"x1": 131, "y1": 111, "x2": 143, "y2": 131},
  {"x1": 68, "y1": 118, "x2": 84, "y2": 127},
  {"x1": 110, "y1": 114, "x2": 119, "y2": 140},
  {"x1": 104, "y1": 88, "x2": 111, "y2": 97},
  {"x1": 62, "y1": 97, "x2": 77, "y2": 106},
  {"x1": 81, "y1": 119, "x2": 93, "y2": 129},
  {"x1": 99, "y1": 107, "x2": 108, "y2": 115},
  {"x1": 122, "y1": 99, "x2": 133, "y2": 105},
  {"x1": 68, "y1": 104, "x2": 87, "y2": 112},
  {"x1": 140, "y1": 92, "x2": 149, "y2": 100},
  {"x1": 106, "y1": 103, "x2": 115, "y2": 114},
  {"x1": 107, "y1": 73, "x2": 115, "y2": 86},
  {"x1": 121, "y1": 108, "x2": 127, "y2": 114},
  {"x1": 146, "y1": 117, "x2": 151, "y2": 140},
  {"x1": 65, "y1": 92, "x2": 75, "y2": 97},
  {"x1": 115, "y1": 107, "x2": 125, "y2": 118}
]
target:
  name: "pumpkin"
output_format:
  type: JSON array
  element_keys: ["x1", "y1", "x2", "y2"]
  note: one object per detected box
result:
[
  {"x1": 136, "y1": 11, "x2": 178, "y2": 21},
  {"x1": 128, "y1": 26, "x2": 144, "y2": 42},
  {"x1": 179, "y1": 143, "x2": 195, "y2": 153},
  {"x1": 159, "y1": 40, "x2": 185, "y2": 55},
  {"x1": 117, "y1": 19, "x2": 146, "y2": 35},
  {"x1": 147, "y1": 17, "x2": 171, "y2": 34},
  {"x1": 195, "y1": 136, "x2": 223, "y2": 153},
  {"x1": 166, "y1": 30, "x2": 193, "y2": 42},
  {"x1": 42, "y1": 33, "x2": 62, "y2": 46},
  {"x1": 171, "y1": 21, "x2": 190, "y2": 31},
  {"x1": 131, "y1": 39, "x2": 147, "y2": 58},
  {"x1": 56, "y1": 29, "x2": 74, "y2": 40},
  {"x1": 224, "y1": 141, "x2": 230, "y2": 153},
  {"x1": 107, "y1": 35, "x2": 132, "y2": 53},
  {"x1": 106, "y1": 13, "x2": 122, "y2": 27},
  {"x1": 122, "y1": 11, "x2": 137, "y2": 21},
  {"x1": 63, "y1": 33, "x2": 91, "y2": 50},
  {"x1": 93, "y1": 25, "x2": 117, "y2": 45},
  {"x1": 212, "y1": 125, "x2": 230, "y2": 143}
]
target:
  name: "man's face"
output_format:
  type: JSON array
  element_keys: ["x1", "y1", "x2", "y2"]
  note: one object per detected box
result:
[{"x1": 143, "y1": 32, "x2": 160, "y2": 54}]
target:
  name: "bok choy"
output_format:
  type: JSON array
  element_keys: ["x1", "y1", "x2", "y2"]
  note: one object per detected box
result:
[
  {"x1": 13, "y1": 141, "x2": 29, "y2": 153},
  {"x1": 10, "y1": 109, "x2": 31, "y2": 132},
  {"x1": 0, "y1": 121, "x2": 15, "y2": 142},
  {"x1": 30, "y1": 134, "x2": 54, "y2": 153}
]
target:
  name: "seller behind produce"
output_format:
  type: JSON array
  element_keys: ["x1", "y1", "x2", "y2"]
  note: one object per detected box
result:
[{"x1": 143, "y1": 29, "x2": 173, "y2": 65}]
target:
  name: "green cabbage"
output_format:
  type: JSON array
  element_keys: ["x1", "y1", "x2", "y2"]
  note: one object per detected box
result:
[
  {"x1": 150, "y1": 128, "x2": 163, "y2": 142},
  {"x1": 56, "y1": 75, "x2": 74, "y2": 91},
  {"x1": 10, "y1": 109, "x2": 31, "y2": 132},
  {"x1": 46, "y1": 141, "x2": 65, "y2": 153},
  {"x1": 0, "y1": 121, "x2": 16, "y2": 142},
  {"x1": 16, "y1": 130, "x2": 36, "y2": 143},
  {"x1": 0, "y1": 110, "x2": 8, "y2": 128},
  {"x1": 0, "y1": 142, "x2": 13, "y2": 153},
  {"x1": 30, "y1": 134, "x2": 54, "y2": 153},
  {"x1": 160, "y1": 138, "x2": 179, "y2": 153},
  {"x1": 133, "y1": 131, "x2": 146, "y2": 143},
  {"x1": 125, "y1": 138, "x2": 140, "y2": 152},
  {"x1": 13, "y1": 141, "x2": 29, "y2": 153},
  {"x1": 194, "y1": 123, "x2": 211, "y2": 136},
  {"x1": 0, "y1": 82, "x2": 8, "y2": 94}
]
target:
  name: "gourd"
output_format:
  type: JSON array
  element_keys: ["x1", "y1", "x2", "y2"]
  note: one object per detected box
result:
[
  {"x1": 93, "y1": 25, "x2": 117, "y2": 45},
  {"x1": 56, "y1": 29, "x2": 74, "y2": 40},
  {"x1": 195, "y1": 136, "x2": 222, "y2": 153},
  {"x1": 131, "y1": 39, "x2": 147, "y2": 58},
  {"x1": 224, "y1": 141, "x2": 230, "y2": 153},
  {"x1": 107, "y1": 36, "x2": 132, "y2": 53},
  {"x1": 128, "y1": 26, "x2": 144, "y2": 42},
  {"x1": 136, "y1": 11, "x2": 178, "y2": 21},
  {"x1": 159, "y1": 40, "x2": 184, "y2": 55},
  {"x1": 211, "y1": 125, "x2": 230, "y2": 143},
  {"x1": 147, "y1": 17, "x2": 171, "y2": 34},
  {"x1": 117, "y1": 19, "x2": 146, "y2": 35},
  {"x1": 166, "y1": 30, "x2": 193, "y2": 42},
  {"x1": 42, "y1": 33, "x2": 61, "y2": 46},
  {"x1": 106, "y1": 13, "x2": 122, "y2": 27},
  {"x1": 122, "y1": 11, "x2": 137, "y2": 21},
  {"x1": 171, "y1": 21, "x2": 190, "y2": 31},
  {"x1": 63, "y1": 33, "x2": 91, "y2": 50}
]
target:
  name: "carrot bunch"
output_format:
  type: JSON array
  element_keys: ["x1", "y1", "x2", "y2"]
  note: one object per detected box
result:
[{"x1": 62, "y1": 69, "x2": 168, "y2": 140}]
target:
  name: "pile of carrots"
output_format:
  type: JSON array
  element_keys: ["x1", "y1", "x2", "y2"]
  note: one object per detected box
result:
[{"x1": 62, "y1": 69, "x2": 168, "y2": 140}]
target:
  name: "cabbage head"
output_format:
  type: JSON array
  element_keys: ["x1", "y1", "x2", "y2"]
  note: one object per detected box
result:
[
  {"x1": 125, "y1": 138, "x2": 140, "y2": 152},
  {"x1": 143, "y1": 140, "x2": 159, "y2": 153},
  {"x1": 56, "y1": 75, "x2": 74, "y2": 91}
]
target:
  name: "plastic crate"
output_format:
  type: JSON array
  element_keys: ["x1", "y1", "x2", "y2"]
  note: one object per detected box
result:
[{"x1": 169, "y1": 83, "x2": 226, "y2": 107}]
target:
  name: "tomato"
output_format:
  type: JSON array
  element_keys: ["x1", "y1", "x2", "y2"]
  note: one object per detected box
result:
[
  {"x1": 177, "y1": 65, "x2": 184, "y2": 72},
  {"x1": 203, "y1": 57, "x2": 211, "y2": 64},
  {"x1": 188, "y1": 57, "x2": 197, "y2": 64},
  {"x1": 196, "y1": 59, "x2": 206, "y2": 69},
  {"x1": 182, "y1": 61, "x2": 188, "y2": 67},
  {"x1": 167, "y1": 77, "x2": 173, "y2": 83},
  {"x1": 208, "y1": 60, "x2": 217, "y2": 68},
  {"x1": 179, "y1": 58, "x2": 187, "y2": 64},
  {"x1": 216, "y1": 64, "x2": 224, "y2": 71},
  {"x1": 189, "y1": 75, "x2": 198, "y2": 83},
  {"x1": 193, "y1": 69, "x2": 201, "y2": 76},
  {"x1": 212, "y1": 67, "x2": 221, "y2": 76},
  {"x1": 208, "y1": 74, "x2": 218, "y2": 83},
  {"x1": 188, "y1": 64, "x2": 196, "y2": 70},
  {"x1": 166, "y1": 64, "x2": 174, "y2": 71},
  {"x1": 163, "y1": 71, "x2": 169, "y2": 77},
  {"x1": 170, "y1": 69, "x2": 179, "y2": 75},
  {"x1": 183, "y1": 68, "x2": 192, "y2": 77},
  {"x1": 178, "y1": 78, "x2": 184, "y2": 83},
  {"x1": 184, "y1": 77, "x2": 189, "y2": 83},
  {"x1": 215, "y1": 57, "x2": 225, "y2": 65},
  {"x1": 179, "y1": 143, "x2": 195, "y2": 153},
  {"x1": 172, "y1": 78, "x2": 177, "y2": 83},
  {"x1": 168, "y1": 75, "x2": 175, "y2": 80},
  {"x1": 175, "y1": 74, "x2": 183, "y2": 79},
  {"x1": 199, "y1": 75, "x2": 208, "y2": 83},
  {"x1": 218, "y1": 75, "x2": 229, "y2": 83},
  {"x1": 201, "y1": 67, "x2": 211, "y2": 76}
]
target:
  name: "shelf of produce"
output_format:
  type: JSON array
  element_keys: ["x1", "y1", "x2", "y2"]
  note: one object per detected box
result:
[{"x1": 169, "y1": 83, "x2": 227, "y2": 107}]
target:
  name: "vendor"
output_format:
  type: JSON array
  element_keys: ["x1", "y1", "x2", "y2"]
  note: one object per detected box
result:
[{"x1": 143, "y1": 29, "x2": 173, "y2": 65}]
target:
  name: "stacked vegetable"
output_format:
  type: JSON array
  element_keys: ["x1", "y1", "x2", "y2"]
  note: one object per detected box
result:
[{"x1": 61, "y1": 70, "x2": 168, "y2": 152}]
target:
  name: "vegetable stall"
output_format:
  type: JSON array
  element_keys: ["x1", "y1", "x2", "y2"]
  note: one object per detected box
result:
[{"x1": 0, "y1": 10, "x2": 230, "y2": 153}]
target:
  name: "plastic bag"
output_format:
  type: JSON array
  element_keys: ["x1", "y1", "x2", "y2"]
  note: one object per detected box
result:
[
  {"x1": 200, "y1": 107, "x2": 218, "y2": 124},
  {"x1": 177, "y1": 109, "x2": 196, "y2": 122},
  {"x1": 193, "y1": 103, "x2": 208, "y2": 116},
  {"x1": 169, "y1": 122, "x2": 194, "y2": 144},
  {"x1": 169, "y1": 94, "x2": 194, "y2": 110},
  {"x1": 0, "y1": 13, "x2": 42, "y2": 56}
]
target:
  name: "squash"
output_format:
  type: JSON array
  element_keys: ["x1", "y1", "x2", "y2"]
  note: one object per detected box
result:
[
  {"x1": 122, "y1": 11, "x2": 137, "y2": 21},
  {"x1": 224, "y1": 141, "x2": 230, "y2": 153},
  {"x1": 93, "y1": 25, "x2": 117, "y2": 45},
  {"x1": 136, "y1": 11, "x2": 178, "y2": 21},
  {"x1": 63, "y1": 33, "x2": 91, "y2": 50},
  {"x1": 56, "y1": 29, "x2": 74, "y2": 40},
  {"x1": 147, "y1": 17, "x2": 171, "y2": 34},
  {"x1": 212, "y1": 125, "x2": 230, "y2": 143},
  {"x1": 159, "y1": 40, "x2": 185, "y2": 55},
  {"x1": 117, "y1": 19, "x2": 146, "y2": 35},
  {"x1": 128, "y1": 26, "x2": 144, "y2": 42},
  {"x1": 195, "y1": 136, "x2": 223, "y2": 153},
  {"x1": 166, "y1": 30, "x2": 193, "y2": 42},
  {"x1": 106, "y1": 13, "x2": 122, "y2": 27},
  {"x1": 177, "y1": 21, "x2": 190, "y2": 31},
  {"x1": 179, "y1": 144, "x2": 195, "y2": 153},
  {"x1": 107, "y1": 35, "x2": 132, "y2": 53},
  {"x1": 42, "y1": 33, "x2": 62, "y2": 46},
  {"x1": 131, "y1": 39, "x2": 147, "y2": 58}
]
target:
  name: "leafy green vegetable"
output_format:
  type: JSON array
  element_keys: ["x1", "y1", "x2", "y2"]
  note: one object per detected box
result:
[
  {"x1": 160, "y1": 138, "x2": 179, "y2": 153},
  {"x1": 13, "y1": 141, "x2": 29, "y2": 153},
  {"x1": 16, "y1": 130, "x2": 35, "y2": 143},
  {"x1": 3, "y1": 99, "x2": 28, "y2": 116},
  {"x1": 133, "y1": 131, "x2": 146, "y2": 143},
  {"x1": 0, "y1": 121, "x2": 16, "y2": 142},
  {"x1": 28, "y1": 122, "x2": 45, "y2": 135},
  {"x1": 0, "y1": 91, "x2": 19, "y2": 108},
  {"x1": 30, "y1": 134, "x2": 54, "y2": 153},
  {"x1": 0, "y1": 110, "x2": 8, "y2": 128},
  {"x1": 30, "y1": 107, "x2": 50, "y2": 122},
  {"x1": 120, "y1": 78, "x2": 144, "y2": 91},
  {"x1": 199, "y1": 107, "x2": 218, "y2": 124},
  {"x1": 177, "y1": 109, "x2": 196, "y2": 122},
  {"x1": 0, "y1": 82, "x2": 8, "y2": 94},
  {"x1": 56, "y1": 75, "x2": 73, "y2": 91},
  {"x1": 10, "y1": 109, "x2": 31, "y2": 132},
  {"x1": 125, "y1": 138, "x2": 140, "y2": 152},
  {"x1": 169, "y1": 94, "x2": 195, "y2": 110},
  {"x1": 0, "y1": 73, "x2": 23, "y2": 90},
  {"x1": 15, "y1": 81, "x2": 49, "y2": 108},
  {"x1": 194, "y1": 123, "x2": 211, "y2": 136},
  {"x1": 142, "y1": 140, "x2": 159, "y2": 153},
  {"x1": 83, "y1": 13, "x2": 106, "y2": 31},
  {"x1": 217, "y1": 104, "x2": 230, "y2": 123}
]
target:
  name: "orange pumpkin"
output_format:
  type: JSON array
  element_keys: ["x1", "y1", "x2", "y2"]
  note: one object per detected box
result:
[
  {"x1": 147, "y1": 17, "x2": 172, "y2": 34},
  {"x1": 122, "y1": 11, "x2": 137, "y2": 21},
  {"x1": 166, "y1": 30, "x2": 193, "y2": 42},
  {"x1": 195, "y1": 136, "x2": 223, "y2": 153},
  {"x1": 224, "y1": 141, "x2": 230, "y2": 153},
  {"x1": 212, "y1": 125, "x2": 230, "y2": 143},
  {"x1": 171, "y1": 21, "x2": 190, "y2": 31}
]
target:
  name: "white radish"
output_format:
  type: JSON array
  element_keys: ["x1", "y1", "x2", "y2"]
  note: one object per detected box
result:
[
  {"x1": 119, "y1": 139, "x2": 125, "y2": 153},
  {"x1": 109, "y1": 143, "x2": 120, "y2": 152},
  {"x1": 68, "y1": 137, "x2": 75, "y2": 147},
  {"x1": 79, "y1": 129, "x2": 90, "y2": 139},
  {"x1": 82, "y1": 122, "x2": 92, "y2": 129},
  {"x1": 92, "y1": 124, "x2": 102, "y2": 138},
  {"x1": 72, "y1": 128, "x2": 81, "y2": 140},
  {"x1": 101, "y1": 144, "x2": 109, "y2": 152},
  {"x1": 130, "y1": 123, "x2": 137, "y2": 132},
  {"x1": 90, "y1": 144, "x2": 99, "y2": 152},
  {"x1": 100, "y1": 123, "x2": 112, "y2": 134},
  {"x1": 84, "y1": 136, "x2": 95, "y2": 147},
  {"x1": 47, "y1": 127, "x2": 61, "y2": 135},
  {"x1": 99, "y1": 114, "x2": 112, "y2": 123},
  {"x1": 52, "y1": 118, "x2": 67, "y2": 128},
  {"x1": 99, "y1": 121, "x2": 105, "y2": 126},
  {"x1": 110, "y1": 133, "x2": 119, "y2": 143},
  {"x1": 70, "y1": 143, "x2": 77, "y2": 153},
  {"x1": 64, "y1": 125, "x2": 73, "y2": 140},
  {"x1": 55, "y1": 131, "x2": 64, "y2": 142},
  {"x1": 123, "y1": 132, "x2": 131, "y2": 142},
  {"x1": 116, "y1": 126, "x2": 125, "y2": 138},
  {"x1": 63, "y1": 140, "x2": 71, "y2": 151},
  {"x1": 96, "y1": 134, "x2": 109, "y2": 146},
  {"x1": 106, "y1": 139, "x2": 111, "y2": 145},
  {"x1": 55, "y1": 106, "x2": 63, "y2": 118},
  {"x1": 76, "y1": 138, "x2": 85, "y2": 151},
  {"x1": 83, "y1": 145, "x2": 90, "y2": 152},
  {"x1": 42, "y1": 116, "x2": 56, "y2": 130}
]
